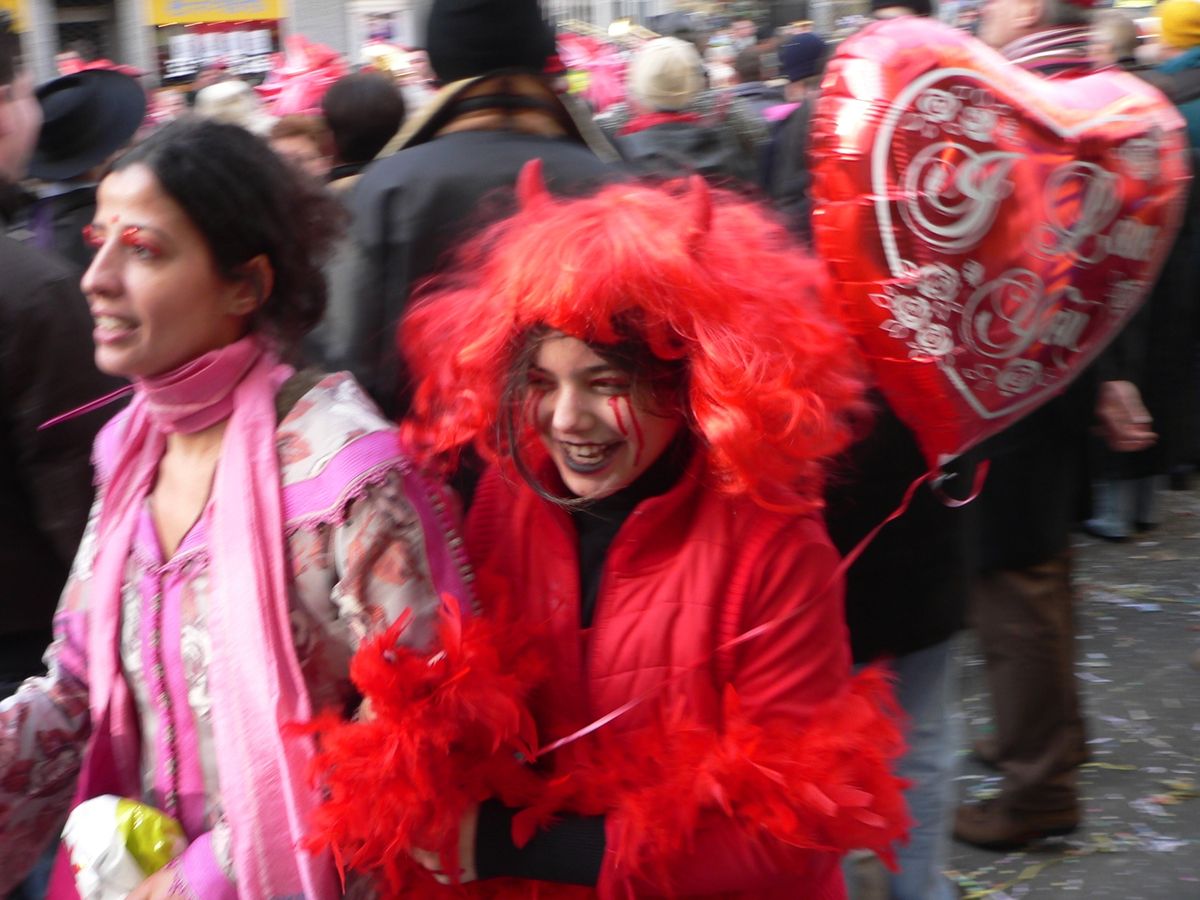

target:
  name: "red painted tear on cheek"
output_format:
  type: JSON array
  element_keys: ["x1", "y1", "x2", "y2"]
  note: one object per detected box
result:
[
  {"x1": 608, "y1": 396, "x2": 628, "y2": 437},
  {"x1": 610, "y1": 396, "x2": 645, "y2": 467}
]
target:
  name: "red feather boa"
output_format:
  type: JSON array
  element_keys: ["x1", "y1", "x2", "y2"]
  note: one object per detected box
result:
[{"x1": 304, "y1": 605, "x2": 910, "y2": 898}]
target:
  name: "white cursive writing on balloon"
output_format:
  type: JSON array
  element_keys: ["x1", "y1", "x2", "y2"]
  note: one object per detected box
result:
[
  {"x1": 900, "y1": 142, "x2": 1021, "y2": 253},
  {"x1": 961, "y1": 271, "x2": 1100, "y2": 364},
  {"x1": 961, "y1": 269, "x2": 1050, "y2": 360},
  {"x1": 1034, "y1": 161, "x2": 1121, "y2": 263}
]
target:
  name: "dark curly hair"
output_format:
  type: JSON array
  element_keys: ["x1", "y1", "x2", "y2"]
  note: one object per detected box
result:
[{"x1": 110, "y1": 118, "x2": 346, "y2": 351}]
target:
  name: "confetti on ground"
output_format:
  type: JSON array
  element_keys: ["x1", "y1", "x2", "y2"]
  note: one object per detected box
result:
[{"x1": 945, "y1": 487, "x2": 1200, "y2": 900}]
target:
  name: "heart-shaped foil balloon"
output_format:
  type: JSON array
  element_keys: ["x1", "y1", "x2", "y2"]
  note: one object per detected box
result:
[{"x1": 811, "y1": 18, "x2": 1191, "y2": 466}]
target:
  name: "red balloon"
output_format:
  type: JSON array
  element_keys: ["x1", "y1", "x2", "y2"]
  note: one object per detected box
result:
[{"x1": 811, "y1": 18, "x2": 1191, "y2": 467}]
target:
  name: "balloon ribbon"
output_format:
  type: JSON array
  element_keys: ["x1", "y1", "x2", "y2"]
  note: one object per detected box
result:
[{"x1": 533, "y1": 462, "x2": 987, "y2": 760}]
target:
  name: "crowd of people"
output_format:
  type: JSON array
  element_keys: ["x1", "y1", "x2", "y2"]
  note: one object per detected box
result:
[{"x1": 0, "y1": 0, "x2": 1196, "y2": 898}]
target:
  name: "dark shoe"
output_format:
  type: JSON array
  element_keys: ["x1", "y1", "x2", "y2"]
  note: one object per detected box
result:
[
  {"x1": 953, "y1": 800, "x2": 1079, "y2": 851},
  {"x1": 972, "y1": 736, "x2": 1001, "y2": 770}
]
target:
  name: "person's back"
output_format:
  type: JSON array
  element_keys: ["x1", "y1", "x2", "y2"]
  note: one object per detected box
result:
[
  {"x1": 8, "y1": 181, "x2": 95, "y2": 271},
  {"x1": 1084, "y1": 0, "x2": 1200, "y2": 537},
  {"x1": 305, "y1": 70, "x2": 406, "y2": 367},
  {"x1": 342, "y1": 123, "x2": 613, "y2": 413},
  {"x1": 0, "y1": 233, "x2": 119, "y2": 690},
  {"x1": 322, "y1": 0, "x2": 618, "y2": 417},
  {"x1": 728, "y1": 46, "x2": 784, "y2": 120},
  {"x1": 610, "y1": 37, "x2": 761, "y2": 185},
  {"x1": 1141, "y1": 0, "x2": 1200, "y2": 146},
  {"x1": 0, "y1": 20, "x2": 123, "y2": 897},
  {"x1": 765, "y1": 31, "x2": 830, "y2": 234},
  {"x1": 614, "y1": 113, "x2": 759, "y2": 183},
  {"x1": 0, "y1": 14, "x2": 121, "y2": 698}
]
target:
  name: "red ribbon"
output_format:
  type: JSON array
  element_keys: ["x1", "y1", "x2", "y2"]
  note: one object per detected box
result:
[{"x1": 533, "y1": 461, "x2": 988, "y2": 760}]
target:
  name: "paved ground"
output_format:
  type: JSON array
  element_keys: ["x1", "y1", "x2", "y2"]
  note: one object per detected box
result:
[{"x1": 947, "y1": 485, "x2": 1200, "y2": 899}]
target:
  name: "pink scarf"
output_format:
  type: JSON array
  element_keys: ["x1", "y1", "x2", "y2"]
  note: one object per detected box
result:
[{"x1": 85, "y1": 335, "x2": 338, "y2": 899}]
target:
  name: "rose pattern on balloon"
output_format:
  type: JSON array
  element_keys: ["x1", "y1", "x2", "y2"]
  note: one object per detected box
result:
[
  {"x1": 995, "y1": 359, "x2": 1044, "y2": 396},
  {"x1": 916, "y1": 263, "x2": 962, "y2": 303},
  {"x1": 812, "y1": 18, "x2": 1191, "y2": 465},
  {"x1": 914, "y1": 324, "x2": 956, "y2": 358},
  {"x1": 876, "y1": 281, "x2": 963, "y2": 360}
]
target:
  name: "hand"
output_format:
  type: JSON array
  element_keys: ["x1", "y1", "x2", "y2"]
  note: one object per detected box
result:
[
  {"x1": 1096, "y1": 380, "x2": 1157, "y2": 453},
  {"x1": 127, "y1": 864, "x2": 186, "y2": 900},
  {"x1": 410, "y1": 804, "x2": 480, "y2": 886}
]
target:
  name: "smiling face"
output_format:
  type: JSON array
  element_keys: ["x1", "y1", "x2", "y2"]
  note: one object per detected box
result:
[
  {"x1": 81, "y1": 164, "x2": 257, "y2": 379},
  {"x1": 529, "y1": 334, "x2": 683, "y2": 501}
]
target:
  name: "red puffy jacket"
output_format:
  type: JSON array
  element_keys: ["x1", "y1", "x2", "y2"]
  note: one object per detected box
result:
[{"x1": 466, "y1": 455, "x2": 909, "y2": 899}]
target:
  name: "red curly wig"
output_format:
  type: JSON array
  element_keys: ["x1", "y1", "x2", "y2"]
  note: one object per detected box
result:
[{"x1": 401, "y1": 162, "x2": 868, "y2": 510}]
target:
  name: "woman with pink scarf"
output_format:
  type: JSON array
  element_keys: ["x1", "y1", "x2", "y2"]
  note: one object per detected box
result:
[{"x1": 0, "y1": 119, "x2": 470, "y2": 899}]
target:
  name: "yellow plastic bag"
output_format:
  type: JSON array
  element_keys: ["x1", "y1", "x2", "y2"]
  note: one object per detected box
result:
[
  {"x1": 62, "y1": 795, "x2": 188, "y2": 900},
  {"x1": 113, "y1": 798, "x2": 186, "y2": 875}
]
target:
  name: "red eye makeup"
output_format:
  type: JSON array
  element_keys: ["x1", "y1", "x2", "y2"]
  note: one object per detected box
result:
[
  {"x1": 80, "y1": 224, "x2": 163, "y2": 259},
  {"x1": 119, "y1": 226, "x2": 162, "y2": 259},
  {"x1": 81, "y1": 224, "x2": 103, "y2": 249}
]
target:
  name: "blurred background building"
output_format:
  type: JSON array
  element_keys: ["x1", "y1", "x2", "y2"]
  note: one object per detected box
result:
[{"x1": 0, "y1": 0, "x2": 1151, "y2": 86}]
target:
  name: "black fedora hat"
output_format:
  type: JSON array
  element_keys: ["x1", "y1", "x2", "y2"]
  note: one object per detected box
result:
[{"x1": 30, "y1": 69, "x2": 146, "y2": 181}]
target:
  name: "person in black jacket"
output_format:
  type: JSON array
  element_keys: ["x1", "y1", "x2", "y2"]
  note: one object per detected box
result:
[
  {"x1": 0, "y1": 13, "x2": 121, "y2": 699},
  {"x1": 823, "y1": 400, "x2": 972, "y2": 900},
  {"x1": 0, "y1": 16, "x2": 123, "y2": 900},
  {"x1": 318, "y1": 0, "x2": 619, "y2": 418},
  {"x1": 1084, "y1": 2, "x2": 1200, "y2": 538},
  {"x1": 765, "y1": 32, "x2": 829, "y2": 244}
]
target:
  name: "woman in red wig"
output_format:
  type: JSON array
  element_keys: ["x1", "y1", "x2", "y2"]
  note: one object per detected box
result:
[{"x1": 315, "y1": 165, "x2": 910, "y2": 899}]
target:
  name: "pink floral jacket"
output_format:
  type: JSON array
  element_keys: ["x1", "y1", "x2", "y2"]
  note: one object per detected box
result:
[{"x1": 0, "y1": 373, "x2": 471, "y2": 897}]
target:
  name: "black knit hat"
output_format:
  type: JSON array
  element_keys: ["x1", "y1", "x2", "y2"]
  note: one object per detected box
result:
[
  {"x1": 424, "y1": 0, "x2": 559, "y2": 84},
  {"x1": 870, "y1": 0, "x2": 935, "y2": 15}
]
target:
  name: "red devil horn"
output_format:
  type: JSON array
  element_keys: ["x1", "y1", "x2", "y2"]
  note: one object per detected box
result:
[
  {"x1": 516, "y1": 159, "x2": 551, "y2": 210},
  {"x1": 688, "y1": 174, "x2": 712, "y2": 250}
]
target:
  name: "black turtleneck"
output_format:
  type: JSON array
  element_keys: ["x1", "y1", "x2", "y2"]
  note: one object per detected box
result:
[{"x1": 568, "y1": 434, "x2": 689, "y2": 628}]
